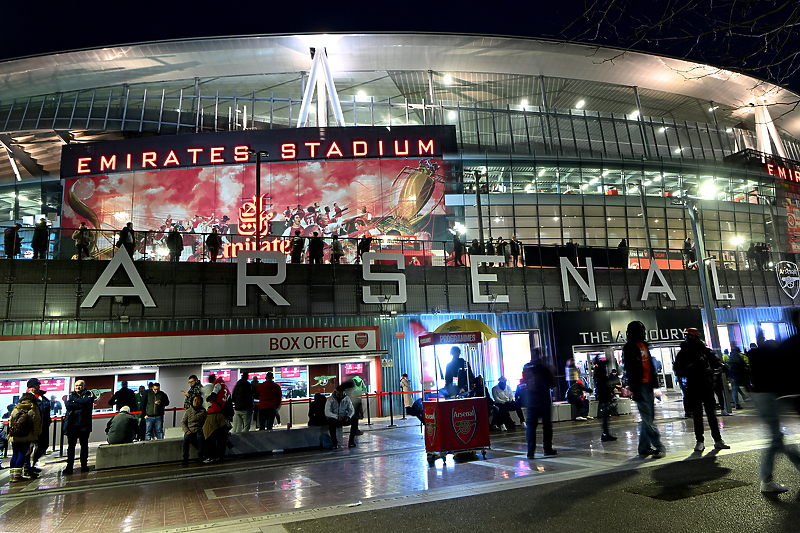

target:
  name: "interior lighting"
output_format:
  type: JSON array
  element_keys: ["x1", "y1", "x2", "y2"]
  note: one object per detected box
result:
[
  {"x1": 575, "y1": 100, "x2": 585, "y2": 109},
  {"x1": 448, "y1": 111, "x2": 457, "y2": 120},
  {"x1": 654, "y1": 176, "x2": 662, "y2": 182},
  {"x1": 443, "y1": 74, "x2": 452, "y2": 85},
  {"x1": 658, "y1": 127, "x2": 667, "y2": 133},
  {"x1": 590, "y1": 178, "x2": 599, "y2": 184},
  {"x1": 726, "y1": 128, "x2": 733, "y2": 133},
  {"x1": 581, "y1": 184, "x2": 588, "y2": 189},
  {"x1": 219, "y1": 362, "x2": 227, "y2": 367},
  {"x1": 553, "y1": 217, "x2": 559, "y2": 221},
  {"x1": 521, "y1": 99, "x2": 528, "y2": 108},
  {"x1": 538, "y1": 169, "x2": 546, "y2": 177},
  {"x1": 731, "y1": 236, "x2": 745, "y2": 246},
  {"x1": 674, "y1": 148, "x2": 683, "y2": 154},
  {"x1": 700, "y1": 181, "x2": 717, "y2": 198},
  {"x1": 293, "y1": 358, "x2": 300, "y2": 363},
  {"x1": 643, "y1": 181, "x2": 652, "y2": 186},
  {"x1": 602, "y1": 170, "x2": 610, "y2": 176},
  {"x1": 709, "y1": 106, "x2": 719, "y2": 112},
  {"x1": 630, "y1": 110, "x2": 640, "y2": 119},
  {"x1": 132, "y1": 365, "x2": 140, "y2": 370},
  {"x1": 357, "y1": 90, "x2": 367, "y2": 100}
]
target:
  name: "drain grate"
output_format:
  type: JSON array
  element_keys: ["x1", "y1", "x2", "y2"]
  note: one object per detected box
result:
[{"x1": 623, "y1": 478, "x2": 750, "y2": 501}]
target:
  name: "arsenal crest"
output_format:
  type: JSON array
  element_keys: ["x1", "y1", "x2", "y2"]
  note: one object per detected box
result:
[
  {"x1": 777, "y1": 261, "x2": 800, "y2": 299},
  {"x1": 355, "y1": 332, "x2": 369, "y2": 349},
  {"x1": 424, "y1": 408, "x2": 437, "y2": 445},
  {"x1": 450, "y1": 406, "x2": 478, "y2": 444}
]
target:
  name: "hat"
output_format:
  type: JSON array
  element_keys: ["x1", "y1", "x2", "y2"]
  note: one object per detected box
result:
[
  {"x1": 119, "y1": 406, "x2": 131, "y2": 413},
  {"x1": 684, "y1": 328, "x2": 701, "y2": 338},
  {"x1": 498, "y1": 376, "x2": 507, "y2": 382},
  {"x1": 26, "y1": 378, "x2": 41, "y2": 388}
]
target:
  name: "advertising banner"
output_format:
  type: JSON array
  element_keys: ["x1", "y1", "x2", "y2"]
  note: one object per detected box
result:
[
  {"x1": 423, "y1": 398, "x2": 490, "y2": 453},
  {"x1": 39, "y1": 378, "x2": 66, "y2": 392},
  {"x1": 418, "y1": 332, "x2": 482, "y2": 347},
  {"x1": 0, "y1": 381, "x2": 19, "y2": 394}
]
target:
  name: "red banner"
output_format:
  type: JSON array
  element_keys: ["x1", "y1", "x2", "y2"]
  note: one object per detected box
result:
[
  {"x1": 423, "y1": 398, "x2": 491, "y2": 453},
  {"x1": 39, "y1": 378, "x2": 66, "y2": 392},
  {"x1": 278, "y1": 367, "x2": 302, "y2": 378},
  {"x1": 204, "y1": 370, "x2": 232, "y2": 382},
  {"x1": 343, "y1": 363, "x2": 363, "y2": 375},
  {"x1": 0, "y1": 381, "x2": 19, "y2": 394}
]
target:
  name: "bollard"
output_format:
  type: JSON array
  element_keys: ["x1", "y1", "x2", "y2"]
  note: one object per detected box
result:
[
  {"x1": 60, "y1": 428, "x2": 65, "y2": 457},
  {"x1": 365, "y1": 391, "x2": 372, "y2": 426},
  {"x1": 288, "y1": 399, "x2": 293, "y2": 429},
  {"x1": 51, "y1": 418, "x2": 58, "y2": 453},
  {"x1": 387, "y1": 391, "x2": 397, "y2": 428},
  {"x1": 172, "y1": 408, "x2": 177, "y2": 427}
]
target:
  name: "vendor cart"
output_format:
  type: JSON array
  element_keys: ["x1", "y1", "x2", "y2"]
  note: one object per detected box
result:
[{"x1": 419, "y1": 330, "x2": 492, "y2": 465}]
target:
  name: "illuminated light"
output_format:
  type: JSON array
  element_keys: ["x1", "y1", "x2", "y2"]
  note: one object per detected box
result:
[
  {"x1": 643, "y1": 180, "x2": 652, "y2": 186},
  {"x1": 353, "y1": 141, "x2": 368, "y2": 156},
  {"x1": 77, "y1": 158, "x2": 91, "y2": 174},
  {"x1": 234, "y1": 145, "x2": 249, "y2": 162},
  {"x1": 132, "y1": 366, "x2": 140, "y2": 370},
  {"x1": 602, "y1": 170, "x2": 610, "y2": 176},
  {"x1": 113, "y1": 211, "x2": 129, "y2": 222},
  {"x1": 357, "y1": 90, "x2": 366, "y2": 99},
  {"x1": 590, "y1": 177, "x2": 599, "y2": 184},
  {"x1": 538, "y1": 169, "x2": 546, "y2": 177},
  {"x1": 293, "y1": 358, "x2": 300, "y2": 363},
  {"x1": 394, "y1": 140, "x2": 409, "y2": 156},
  {"x1": 187, "y1": 148, "x2": 203, "y2": 164},
  {"x1": 654, "y1": 176, "x2": 662, "y2": 181},
  {"x1": 553, "y1": 217, "x2": 559, "y2": 221},
  {"x1": 521, "y1": 99, "x2": 528, "y2": 108},
  {"x1": 654, "y1": 219, "x2": 659, "y2": 223},
  {"x1": 709, "y1": 106, "x2": 719, "y2": 111},
  {"x1": 281, "y1": 143, "x2": 296, "y2": 159},
  {"x1": 448, "y1": 111, "x2": 457, "y2": 120},
  {"x1": 700, "y1": 181, "x2": 717, "y2": 198},
  {"x1": 443, "y1": 74, "x2": 452, "y2": 85},
  {"x1": 629, "y1": 187, "x2": 639, "y2": 194},
  {"x1": 126, "y1": 154, "x2": 132, "y2": 169},
  {"x1": 674, "y1": 148, "x2": 683, "y2": 154},
  {"x1": 607, "y1": 217, "x2": 611, "y2": 221},
  {"x1": 100, "y1": 155, "x2": 117, "y2": 171},
  {"x1": 210, "y1": 147, "x2": 224, "y2": 163},
  {"x1": 220, "y1": 362, "x2": 227, "y2": 367},
  {"x1": 142, "y1": 152, "x2": 157, "y2": 168},
  {"x1": 378, "y1": 140, "x2": 384, "y2": 156},
  {"x1": 419, "y1": 139, "x2": 434, "y2": 154},
  {"x1": 325, "y1": 142, "x2": 343, "y2": 158},
  {"x1": 731, "y1": 236, "x2": 745, "y2": 246},
  {"x1": 726, "y1": 128, "x2": 733, "y2": 133},
  {"x1": 359, "y1": 355, "x2": 367, "y2": 359},
  {"x1": 658, "y1": 127, "x2": 667, "y2": 133},
  {"x1": 157, "y1": 246, "x2": 169, "y2": 257},
  {"x1": 630, "y1": 110, "x2": 640, "y2": 119},
  {"x1": 17, "y1": 196, "x2": 27, "y2": 201},
  {"x1": 408, "y1": 196, "x2": 417, "y2": 201},
  {"x1": 495, "y1": 217, "x2": 501, "y2": 222},
  {"x1": 581, "y1": 184, "x2": 588, "y2": 189},
  {"x1": 575, "y1": 100, "x2": 585, "y2": 109},
  {"x1": 163, "y1": 150, "x2": 180, "y2": 166}
]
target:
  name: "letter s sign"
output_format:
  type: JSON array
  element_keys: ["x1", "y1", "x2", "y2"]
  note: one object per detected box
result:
[{"x1": 361, "y1": 252, "x2": 407, "y2": 304}]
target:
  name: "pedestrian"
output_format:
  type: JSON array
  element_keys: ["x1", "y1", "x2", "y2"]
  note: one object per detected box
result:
[
  {"x1": 565, "y1": 380, "x2": 593, "y2": 421},
  {"x1": 108, "y1": 380, "x2": 138, "y2": 413},
  {"x1": 202, "y1": 374, "x2": 232, "y2": 463},
  {"x1": 25, "y1": 378, "x2": 50, "y2": 476},
  {"x1": 181, "y1": 395, "x2": 207, "y2": 464},
  {"x1": 72, "y1": 221, "x2": 94, "y2": 260},
  {"x1": 751, "y1": 322, "x2": 800, "y2": 492},
  {"x1": 331, "y1": 234, "x2": 345, "y2": 264},
  {"x1": 728, "y1": 344, "x2": 749, "y2": 409},
  {"x1": 116, "y1": 222, "x2": 136, "y2": 258},
  {"x1": 290, "y1": 230, "x2": 305, "y2": 264},
  {"x1": 8, "y1": 392, "x2": 42, "y2": 482},
  {"x1": 468, "y1": 238, "x2": 483, "y2": 258},
  {"x1": 31, "y1": 218, "x2": 49, "y2": 259},
  {"x1": 206, "y1": 227, "x2": 223, "y2": 262},
  {"x1": 255, "y1": 372, "x2": 282, "y2": 430},
  {"x1": 182, "y1": 375, "x2": 203, "y2": 410},
  {"x1": 673, "y1": 328, "x2": 731, "y2": 452},
  {"x1": 492, "y1": 376, "x2": 525, "y2": 429},
  {"x1": 683, "y1": 237, "x2": 695, "y2": 269},
  {"x1": 166, "y1": 226, "x2": 183, "y2": 262},
  {"x1": 142, "y1": 382, "x2": 169, "y2": 440},
  {"x1": 452, "y1": 230, "x2": 464, "y2": 266},
  {"x1": 510, "y1": 235, "x2": 522, "y2": 267},
  {"x1": 356, "y1": 235, "x2": 372, "y2": 264},
  {"x1": 622, "y1": 320, "x2": 665, "y2": 459},
  {"x1": 325, "y1": 387, "x2": 358, "y2": 449},
  {"x1": 593, "y1": 356, "x2": 617, "y2": 441},
  {"x1": 105, "y1": 406, "x2": 138, "y2": 444},
  {"x1": 3, "y1": 223, "x2": 22, "y2": 259},
  {"x1": 485, "y1": 237, "x2": 495, "y2": 266},
  {"x1": 251, "y1": 377, "x2": 260, "y2": 429},
  {"x1": 135, "y1": 384, "x2": 148, "y2": 440},
  {"x1": 231, "y1": 371, "x2": 254, "y2": 432},
  {"x1": 307, "y1": 393, "x2": 328, "y2": 426},
  {"x1": 308, "y1": 231, "x2": 324, "y2": 264},
  {"x1": 400, "y1": 373, "x2": 413, "y2": 415},
  {"x1": 522, "y1": 350, "x2": 557, "y2": 458},
  {"x1": 62, "y1": 379, "x2": 96, "y2": 474},
  {"x1": 496, "y1": 236, "x2": 509, "y2": 266}
]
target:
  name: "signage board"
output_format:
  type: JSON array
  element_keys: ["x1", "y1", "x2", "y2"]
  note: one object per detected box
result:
[
  {"x1": 0, "y1": 381, "x2": 19, "y2": 394},
  {"x1": 419, "y1": 332, "x2": 482, "y2": 347}
]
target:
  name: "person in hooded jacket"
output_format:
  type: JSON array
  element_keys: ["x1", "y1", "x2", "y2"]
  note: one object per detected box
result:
[
  {"x1": 565, "y1": 380, "x2": 593, "y2": 421},
  {"x1": 593, "y1": 356, "x2": 617, "y2": 441},
  {"x1": 203, "y1": 374, "x2": 232, "y2": 463},
  {"x1": 8, "y1": 392, "x2": 42, "y2": 482},
  {"x1": 622, "y1": 321, "x2": 665, "y2": 459},
  {"x1": 62, "y1": 380, "x2": 96, "y2": 474},
  {"x1": 522, "y1": 350, "x2": 557, "y2": 458},
  {"x1": 31, "y1": 218, "x2": 49, "y2": 259},
  {"x1": 673, "y1": 328, "x2": 731, "y2": 452}
]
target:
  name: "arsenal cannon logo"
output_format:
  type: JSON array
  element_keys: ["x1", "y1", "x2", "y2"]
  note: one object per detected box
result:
[
  {"x1": 424, "y1": 408, "x2": 437, "y2": 445},
  {"x1": 777, "y1": 261, "x2": 800, "y2": 299},
  {"x1": 450, "y1": 405, "x2": 478, "y2": 444},
  {"x1": 355, "y1": 332, "x2": 369, "y2": 349}
]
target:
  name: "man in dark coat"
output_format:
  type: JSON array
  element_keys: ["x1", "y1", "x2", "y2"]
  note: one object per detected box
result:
[
  {"x1": 3, "y1": 223, "x2": 21, "y2": 259},
  {"x1": 27, "y1": 378, "x2": 51, "y2": 474},
  {"x1": 452, "y1": 230, "x2": 464, "y2": 266},
  {"x1": 108, "y1": 381, "x2": 138, "y2": 413},
  {"x1": 231, "y1": 372, "x2": 254, "y2": 432},
  {"x1": 290, "y1": 230, "x2": 305, "y2": 264},
  {"x1": 116, "y1": 222, "x2": 136, "y2": 257},
  {"x1": 592, "y1": 356, "x2": 617, "y2": 441},
  {"x1": 31, "y1": 218, "x2": 49, "y2": 259},
  {"x1": 63, "y1": 379, "x2": 96, "y2": 473},
  {"x1": 444, "y1": 346, "x2": 475, "y2": 397},
  {"x1": 674, "y1": 328, "x2": 731, "y2": 452},
  {"x1": 166, "y1": 227, "x2": 184, "y2": 262},
  {"x1": 308, "y1": 232, "x2": 324, "y2": 264},
  {"x1": 206, "y1": 227, "x2": 223, "y2": 262},
  {"x1": 622, "y1": 320, "x2": 665, "y2": 459},
  {"x1": 565, "y1": 380, "x2": 593, "y2": 421},
  {"x1": 105, "y1": 406, "x2": 138, "y2": 444},
  {"x1": 522, "y1": 351, "x2": 557, "y2": 458},
  {"x1": 510, "y1": 235, "x2": 522, "y2": 267}
]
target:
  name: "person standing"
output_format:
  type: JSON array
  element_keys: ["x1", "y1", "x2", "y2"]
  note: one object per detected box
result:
[
  {"x1": 522, "y1": 351, "x2": 557, "y2": 458},
  {"x1": 143, "y1": 383, "x2": 169, "y2": 440},
  {"x1": 182, "y1": 375, "x2": 203, "y2": 410},
  {"x1": 452, "y1": 230, "x2": 464, "y2": 266},
  {"x1": 231, "y1": 372, "x2": 254, "y2": 432},
  {"x1": 400, "y1": 373, "x2": 414, "y2": 414},
  {"x1": 496, "y1": 236, "x2": 509, "y2": 266},
  {"x1": 256, "y1": 372, "x2": 282, "y2": 430},
  {"x1": 485, "y1": 237, "x2": 496, "y2": 266},
  {"x1": 8, "y1": 392, "x2": 42, "y2": 482},
  {"x1": 622, "y1": 321, "x2": 665, "y2": 459},
  {"x1": 26, "y1": 378, "x2": 51, "y2": 475},
  {"x1": 72, "y1": 221, "x2": 94, "y2": 260},
  {"x1": 593, "y1": 356, "x2": 617, "y2": 441},
  {"x1": 510, "y1": 235, "x2": 522, "y2": 267},
  {"x1": 166, "y1": 226, "x2": 184, "y2": 262},
  {"x1": 356, "y1": 235, "x2": 372, "y2": 264},
  {"x1": 673, "y1": 328, "x2": 731, "y2": 452},
  {"x1": 4, "y1": 223, "x2": 22, "y2": 259},
  {"x1": 290, "y1": 230, "x2": 305, "y2": 264},
  {"x1": 116, "y1": 222, "x2": 136, "y2": 258},
  {"x1": 31, "y1": 218, "x2": 49, "y2": 259},
  {"x1": 108, "y1": 381, "x2": 138, "y2": 413},
  {"x1": 308, "y1": 232, "x2": 324, "y2": 264},
  {"x1": 206, "y1": 227, "x2": 223, "y2": 262},
  {"x1": 181, "y1": 396, "x2": 207, "y2": 464},
  {"x1": 202, "y1": 374, "x2": 232, "y2": 463},
  {"x1": 63, "y1": 380, "x2": 96, "y2": 474},
  {"x1": 728, "y1": 344, "x2": 749, "y2": 409},
  {"x1": 331, "y1": 234, "x2": 344, "y2": 264}
]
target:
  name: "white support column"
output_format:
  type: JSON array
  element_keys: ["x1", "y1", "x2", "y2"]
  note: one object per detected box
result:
[
  {"x1": 296, "y1": 48, "x2": 346, "y2": 128},
  {"x1": 297, "y1": 52, "x2": 322, "y2": 128},
  {"x1": 319, "y1": 51, "x2": 346, "y2": 127},
  {"x1": 755, "y1": 103, "x2": 788, "y2": 158}
]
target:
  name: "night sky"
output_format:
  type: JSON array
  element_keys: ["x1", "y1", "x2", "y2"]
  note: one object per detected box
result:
[{"x1": 3, "y1": 1, "x2": 799, "y2": 92}]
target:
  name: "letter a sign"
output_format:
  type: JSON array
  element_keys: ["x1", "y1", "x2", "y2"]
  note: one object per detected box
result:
[{"x1": 81, "y1": 251, "x2": 156, "y2": 307}]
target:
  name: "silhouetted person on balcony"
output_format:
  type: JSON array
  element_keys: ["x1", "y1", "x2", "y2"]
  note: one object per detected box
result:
[
  {"x1": 206, "y1": 227, "x2": 222, "y2": 262},
  {"x1": 117, "y1": 222, "x2": 136, "y2": 258},
  {"x1": 356, "y1": 235, "x2": 372, "y2": 264},
  {"x1": 3, "y1": 224, "x2": 21, "y2": 259},
  {"x1": 510, "y1": 235, "x2": 522, "y2": 267},
  {"x1": 290, "y1": 230, "x2": 305, "y2": 264},
  {"x1": 32, "y1": 218, "x2": 49, "y2": 259},
  {"x1": 166, "y1": 227, "x2": 183, "y2": 262},
  {"x1": 72, "y1": 222, "x2": 94, "y2": 260},
  {"x1": 308, "y1": 232, "x2": 324, "y2": 264},
  {"x1": 331, "y1": 234, "x2": 344, "y2": 264},
  {"x1": 452, "y1": 230, "x2": 464, "y2": 266}
]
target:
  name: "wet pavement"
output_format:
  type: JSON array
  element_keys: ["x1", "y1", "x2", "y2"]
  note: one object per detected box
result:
[{"x1": 1, "y1": 395, "x2": 799, "y2": 532}]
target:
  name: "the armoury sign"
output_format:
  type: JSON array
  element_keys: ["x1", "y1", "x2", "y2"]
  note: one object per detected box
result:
[
  {"x1": 79, "y1": 251, "x2": 749, "y2": 309},
  {"x1": 777, "y1": 261, "x2": 800, "y2": 299}
]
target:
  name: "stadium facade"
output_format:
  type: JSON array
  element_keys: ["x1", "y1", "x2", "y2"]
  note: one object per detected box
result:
[{"x1": 0, "y1": 33, "x2": 798, "y2": 408}]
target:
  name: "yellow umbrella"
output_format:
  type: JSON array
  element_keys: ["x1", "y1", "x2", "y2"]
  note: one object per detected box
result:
[{"x1": 433, "y1": 319, "x2": 499, "y2": 341}]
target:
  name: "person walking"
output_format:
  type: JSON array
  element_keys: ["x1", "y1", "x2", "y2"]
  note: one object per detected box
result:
[
  {"x1": 3, "y1": 223, "x2": 22, "y2": 259},
  {"x1": 8, "y1": 392, "x2": 42, "y2": 482},
  {"x1": 116, "y1": 222, "x2": 136, "y2": 258},
  {"x1": 166, "y1": 226, "x2": 184, "y2": 262},
  {"x1": 673, "y1": 328, "x2": 731, "y2": 452},
  {"x1": 231, "y1": 372, "x2": 254, "y2": 432},
  {"x1": 522, "y1": 351, "x2": 557, "y2": 458},
  {"x1": 622, "y1": 321, "x2": 665, "y2": 459},
  {"x1": 593, "y1": 356, "x2": 617, "y2": 441},
  {"x1": 72, "y1": 221, "x2": 94, "y2": 260},
  {"x1": 206, "y1": 227, "x2": 223, "y2": 262},
  {"x1": 31, "y1": 218, "x2": 49, "y2": 259},
  {"x1": 63, "y1": 380, "x2": 96, "y2": 474}
]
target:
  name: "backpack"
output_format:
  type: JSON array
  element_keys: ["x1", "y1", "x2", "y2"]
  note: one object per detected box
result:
[
  {"x1": 9, "y1": 409, "x2": 33, "y2": 438},
  {"x1": 321, "y1": 433, "x2": 333, "y2": 449}
]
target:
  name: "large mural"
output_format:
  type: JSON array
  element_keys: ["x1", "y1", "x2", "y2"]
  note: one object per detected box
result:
[{"x1": 62, "y1": 157, "x2": 450, "y2": 263}]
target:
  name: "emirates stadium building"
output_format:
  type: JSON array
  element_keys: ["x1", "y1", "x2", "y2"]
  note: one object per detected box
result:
[{"x1": 0, "y1": 33, "x2": 799, "y2": 407}]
